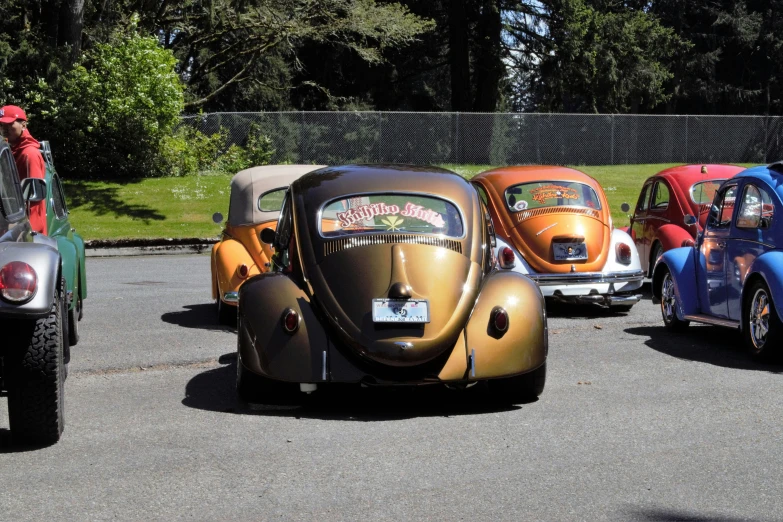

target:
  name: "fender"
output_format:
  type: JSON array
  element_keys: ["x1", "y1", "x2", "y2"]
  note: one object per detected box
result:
[
  {"x1": 213, "y1": 238, "x2": 262, "y2": 303},
  {"x1": 72, "y1": 231, "x2": 87, "y2": 300},
  {"x1": 0, "y1": 242, "x2": 61, "y2": 317},
  {"x1": 616, "y1": 225, "x2": 630, "y2": 235},
  {"x1": 744, "y1": 251, "x2": 783, "y2": 324},
  {"x1": 604, "y1": 228, "x2": 642, "y2": 274},
  {"x1": 238, "y1": 273, "x2": 329, "y2": 383},
  {"x1": 55, "y1": 236, "x2": 78, "y2": 310},
  {"x1": 657, "y1": 224, "x2": 695, "y2": 252},
  {"x1": 464, "y1": 270, "x2": 547, "y2": 380},
  {"x1": 651, "y1": 246, "x2": 699, "y2": 318}
]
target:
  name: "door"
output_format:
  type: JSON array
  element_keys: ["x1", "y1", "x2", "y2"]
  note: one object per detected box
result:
[
  {"x1": 630, "y1": 182, "x2": 652, "y2": 273},
  {"x1": 726, "y1": 182, "x2": 775, "y2": 321},
  {"x1": 645, "y1": 180, "x2": 672, "y2": 266},
  {"x1": 697, "y1": 184, "x2": 737, "y2": 318}
]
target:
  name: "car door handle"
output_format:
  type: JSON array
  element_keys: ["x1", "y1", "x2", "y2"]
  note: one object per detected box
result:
[{"x1": 717, "y1": 241, "x2": 726, "y2": 248}]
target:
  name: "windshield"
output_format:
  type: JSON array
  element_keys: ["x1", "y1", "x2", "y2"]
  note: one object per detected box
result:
[
  {"x1": 320, "y1": 194, "x2": 464, "y2": 238},
  {"x1": 690, "y1": 180, "x2": 725, "y2": 205},
  {"x1": 504, "y1": 181, "x2": 602, "y2": 211}
]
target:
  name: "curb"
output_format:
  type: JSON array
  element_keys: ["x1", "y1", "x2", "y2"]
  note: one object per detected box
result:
[{"x1": 85, "y1": 238, "x2": 218, "y2": 258}]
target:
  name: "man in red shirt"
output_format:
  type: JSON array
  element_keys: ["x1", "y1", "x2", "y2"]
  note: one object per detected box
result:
[{"x1": 0, "y1": 105, "x2": 47, "y2": 234}]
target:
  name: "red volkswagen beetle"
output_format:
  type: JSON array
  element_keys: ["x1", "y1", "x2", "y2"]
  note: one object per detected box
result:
[{"x1": 627, "y1": 164, "x2": 745, "y2": 276}]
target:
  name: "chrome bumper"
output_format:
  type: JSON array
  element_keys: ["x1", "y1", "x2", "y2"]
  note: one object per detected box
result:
[{"x1": 526, "y1": 270, "x2": 644, "y2": 286}]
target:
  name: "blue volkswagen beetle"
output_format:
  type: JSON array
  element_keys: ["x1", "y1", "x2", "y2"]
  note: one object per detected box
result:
[{"x1": 651, "y1": 163, "x2": 783, "y2": 358}]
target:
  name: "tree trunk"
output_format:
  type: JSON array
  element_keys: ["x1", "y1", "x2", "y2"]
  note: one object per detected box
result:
[
  {"x1": 448, "y1": 0, "x2": 472, "y2": 111},
  {"x1": 472, "y1": 0, "x2": 502, "y2": 112},
  {"x1": 58, "y1": 0, "x2": 86, "y2": 61}
]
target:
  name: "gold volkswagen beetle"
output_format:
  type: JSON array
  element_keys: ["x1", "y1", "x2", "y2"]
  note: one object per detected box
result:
[
  {"x1": 236, "y1": 164, "x2": 549, "y2": 403},
  {"x1": 211, "y1": 165, "x2": 324, "y2": 324}
]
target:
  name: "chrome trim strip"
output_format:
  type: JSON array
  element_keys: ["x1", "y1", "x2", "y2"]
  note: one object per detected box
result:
[
  {"x1": 322, "y1": 351, "x2": 327, "y2": 381},
  {"x1": 536, "y1": 223, "x2": 558, "y2": 236},
  {"x1": 469, "y1": 349, "x2": 476, "y2": 378},
  {"x1": 324, "y1": 234, "x2": 463, "y2": 257},
  {"x1": 607, "y1": 294, "x2": 642, "y2": 305},
  {"x1": 527, "y1": 270, "x2": 644, "y2": 286},
  {"x1": 683, "y1": 314, "x2": 741, "y2": 329}
]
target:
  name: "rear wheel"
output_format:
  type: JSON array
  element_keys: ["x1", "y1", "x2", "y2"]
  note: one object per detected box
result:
[
  {"x1": 7, "y1": 289, "x2": 66, "y2": 445},
  {"x1": 649, "y1": 243, "x2": 663, "y2": 278},
  {"x1": 660, "y1": 269, "x2": 689, "y2": 332},
  {"x1": 490, "y1": 362, "x2": 546, "y2": 404},
  {"x1": 744, "y1": 280, "x2": 782, "y2": 360}
]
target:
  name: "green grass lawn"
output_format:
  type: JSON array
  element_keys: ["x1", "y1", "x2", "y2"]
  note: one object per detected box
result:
[{"x1": 65, "y1": 163, "x2": 758, "y2": 240}]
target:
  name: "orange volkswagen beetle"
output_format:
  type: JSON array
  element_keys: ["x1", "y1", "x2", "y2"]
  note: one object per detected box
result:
[
  {"x1": 472, "y1": 166, "x2": 644, "y2": 309},
  {"x1": 211, "y1": 165, "x2": 324, "y2": 324}
]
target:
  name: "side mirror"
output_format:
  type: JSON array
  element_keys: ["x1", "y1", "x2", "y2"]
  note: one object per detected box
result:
[
  {"x1": 212, "y1": 212, "x2": 224, "y2": 225},
  {"x1": 260, "y1": 227, "x2": 276, "y2": 245},
  {"x1": 683, "y1": 214, "x2": 697, "y2": 227},
  {"x1": 620, "y1": 203, "x2": 630, "y2": 213},
  {"x1": 21, "y1": 178, "x2": 47, "y2": 203}
]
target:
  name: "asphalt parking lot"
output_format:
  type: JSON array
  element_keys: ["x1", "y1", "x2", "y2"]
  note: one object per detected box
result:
[{"x1": 2, "y1": 254, "x2": 782, "y2": 521}]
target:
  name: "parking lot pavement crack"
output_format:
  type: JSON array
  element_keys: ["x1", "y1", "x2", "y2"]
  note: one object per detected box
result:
[{"x1": 72, "y1": 358, "x2": 220, "y2": 377}]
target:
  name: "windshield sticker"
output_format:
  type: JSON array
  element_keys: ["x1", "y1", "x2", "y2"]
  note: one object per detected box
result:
[
  {"x1": 336, "y1": 201, "x2": 445, "y2": 229},
  {"x1": 382, "y1": 216, "x2": 404, "y2": 231},
  {"x1": 530, "y1": 185, "x2": 579, "y2": 204},
  {"x1": 514, "y1": 200, "x2": 528, "y2": 211}
]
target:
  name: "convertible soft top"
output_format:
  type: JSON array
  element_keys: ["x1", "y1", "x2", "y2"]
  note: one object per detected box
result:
[{"x1": 228, "y1": 164, "x2": 325, "y2": 226}]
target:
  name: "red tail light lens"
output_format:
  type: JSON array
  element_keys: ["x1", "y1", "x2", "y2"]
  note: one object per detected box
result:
[
  {"x1": 237, "y1": 264, "x2": 249, "y2": 279},
  {"x1": 492, "y1": 307, "x2": 509, "y2": 333},
  {"x1": 499, "y1": 247, "x2": 516, "y2": 269},
  {"x1": 616, "y1": 243, "x2": 632, "y2": 265},
  {"x1": 0, "y1": 262, "x2": 38, "y2": 303},
  {"x1": 281, "y1": 308, "x2": 300, "y2": 333}
]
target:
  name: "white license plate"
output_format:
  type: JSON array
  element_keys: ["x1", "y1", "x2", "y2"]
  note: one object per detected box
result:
[
  {"x1": 372, "y1": 299, "x2": 430, "y2": 323},
  {"x1": 553, "y1": 242, "x2": 588, "y2": 261}
]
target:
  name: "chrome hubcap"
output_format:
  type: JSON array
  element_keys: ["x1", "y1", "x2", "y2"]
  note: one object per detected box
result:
[
  {"x1": 661, "y1": 273, "x2": 677, "y2": 322},
  {"x1": 749, "y1": 289, "x2": 770, "y2": 349}
]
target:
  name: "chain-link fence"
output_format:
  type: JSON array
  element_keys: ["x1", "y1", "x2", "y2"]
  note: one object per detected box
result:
[{"x1": 182, "y1": 112, "x2": 783, "y2": 166}]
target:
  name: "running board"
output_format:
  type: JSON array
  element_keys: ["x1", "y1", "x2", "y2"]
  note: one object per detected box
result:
[{"x1": 683, "y1": 314, "x2": 741, "y2": 329}]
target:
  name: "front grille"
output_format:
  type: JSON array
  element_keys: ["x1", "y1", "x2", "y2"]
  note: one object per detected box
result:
[
  {"x1": 324, "y1": 234, "x2": 463, "y2": 256},
  {"x1": 516, "y1": 206, "x2": 600, "y2": 222}
]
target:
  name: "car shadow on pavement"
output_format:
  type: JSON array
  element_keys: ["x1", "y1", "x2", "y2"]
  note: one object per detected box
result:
[
  {"x1": 545, "y1": 283, "x2": 653, "y2": 319},
  {"x1": 0, "y1": 428, "x2": 57, "y2": 452},
  {"x1": 182, "y1": 353, "x2": 523, "y2": 421},
  {"x1": 160, "y1": 304, "x2": 235, "y2": 332},
  {"x1": 625, "y1": 325, "x2": 783, "y2": 372},
  {"x1": 624, "y1": 505, "x2": 755, "y2": 522}
]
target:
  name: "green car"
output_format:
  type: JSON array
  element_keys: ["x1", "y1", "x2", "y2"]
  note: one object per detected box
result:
[{"x1": 41, "y1": 141, "x2": 87, "y2": 346}]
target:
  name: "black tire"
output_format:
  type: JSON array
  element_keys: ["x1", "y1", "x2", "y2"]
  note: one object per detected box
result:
[
  {"x1": 7, "y1": 289, "x2": 66, "y2": 445},
  {"x1": 490, "y1": 362, "x2": 547, "y2": 404},
  {"x1": 68, "y1": 272, "x2": 81, "y2": 347},
  {"x1": 217, "y1": 298, "x2": 236, "y2": 327},
  {"x1": 649, "y1": 243, "x2": 663, "y2": 278},
  {"x1": 743, "y1": 280, "x2": 783, "y2": 360},
  {"x1": 659, "y1": 269, "x2": 690, "y2": 332}
]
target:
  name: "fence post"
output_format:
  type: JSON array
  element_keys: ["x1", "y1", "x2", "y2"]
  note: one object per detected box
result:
[{"x1": 610, "y1": 114, "x2": 615, "y2": 165}]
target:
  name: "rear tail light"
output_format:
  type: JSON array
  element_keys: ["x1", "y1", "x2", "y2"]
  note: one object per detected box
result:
[
  {"x1": 498, "y1": 247, "x2": 516, "y2": 269},
  {"x1": 0, "y1": 262, "x2": 38, "y2": 303},
  {"x1": 281, "y1": 308, "x2": 300, "y2": 333},
  {"x1": 616, "y1": 243, "x2": 632, "y2": 265},
  {"x1": 237, "y1": 264, "x2": 249, "y2": 279},
  {"x1": 492, "y1": 307, "x2": 509, "y2": 333}
]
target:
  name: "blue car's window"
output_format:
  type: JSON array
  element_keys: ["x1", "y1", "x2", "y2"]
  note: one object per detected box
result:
[
  {"x1": 736, "y1": 184, "x2": 774, "y2": 229},
  {"x1": 504, "y1": 181, "x2": 602, "y2": 212},
  {"x1": 320, "y1": 194, "x2": 464, "y2": 238},
  {"x1": 708, "y1": 185, "x2": 737, "y2": 229}
]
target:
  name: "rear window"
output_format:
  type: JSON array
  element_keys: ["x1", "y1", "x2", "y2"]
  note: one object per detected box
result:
[
  {"x1": 504, "y1": 181, "x2": 602, "y2": 211},
  {"x1": 690, "y1": 180, "x2": 725, "y2": 205},
  {"x1": 258, "y1": 188, "x2": 286, "y2": 212},
  {"x1": 320, "y1": 194, "x2": 464, "y2": 238}
]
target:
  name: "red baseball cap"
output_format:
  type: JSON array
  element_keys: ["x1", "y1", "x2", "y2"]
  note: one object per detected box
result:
[{"x1": 0, "y1": 105, "x2": 27, "y2": 124}]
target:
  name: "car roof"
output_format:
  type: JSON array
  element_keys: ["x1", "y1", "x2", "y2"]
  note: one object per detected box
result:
[
  {"x1": 228, "y1": 164, "x2": 325, "y2": 226},
  {"x1": 473, "y1": 165, "x2": 599, "y2": 188},
  {"x1": 651, "y1": 164, "x2": 744, "y2": 188},
  {"x1": 733, "y1": 163, "x2": 783, "y2": 201},
  {"x1": 292, "y1": 164, "x2": 474, "y2": 211}
]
